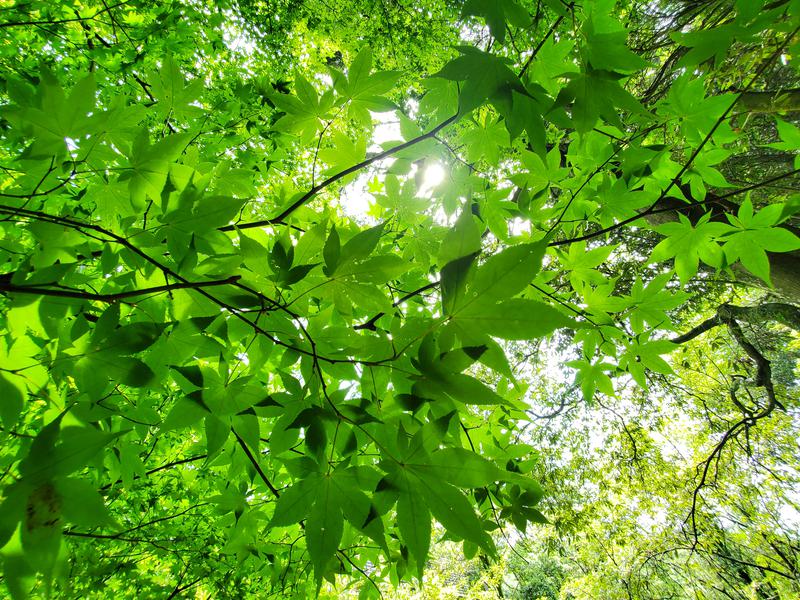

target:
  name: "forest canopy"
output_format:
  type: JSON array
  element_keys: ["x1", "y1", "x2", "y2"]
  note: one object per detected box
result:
[{"x1": 1, "y1": 0, "x2": 799, "y2": 598}]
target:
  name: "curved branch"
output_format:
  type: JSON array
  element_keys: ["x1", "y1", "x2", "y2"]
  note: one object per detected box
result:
[
  {"x1": 670, "y1": 315, "x2": 723, "y2": 344},
  {"x1": 671, "y1": 303, "x2": 800, "y2": 345},
  {"x1": 675, "y1": 303, "x2": 793, "y2": 544}
]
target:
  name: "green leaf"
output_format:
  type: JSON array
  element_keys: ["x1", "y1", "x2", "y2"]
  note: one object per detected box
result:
[
  {"x1": 722, "y1": 198, "x2": 800, "y2": 284},
  {"x1": 99, "y1": 322, "x2": 164, "y2": 354},
  {"x1": 417, "y1": 371, "x2": 508, "y2": 406},
  {"x1": 19, "y1": 484, "x2": 63, "y2": 581},
  {"x1": 161, "y1": 397, "x2": 208, "y2": 431},
  {"x1": 462, "y1": 0, "x2": 530, "y2": 43},
  {"x1": 650, "y1": 214, "x2": 732, "y2": 283},
  {"x1": 341, "y1": 48, "x2": 402, "y2": 107},
  {"x1": 414, "y1": 448, "x2": 500, "y2": 488},
  {"x1": 671, "y1": 24, "x2": 741, "y2": 67},
  {"x1": 56, "y1": 478, "x2": 114, "y2": 529},
  {"x1": 557, "y1": 70, "x2": 645, "y2": 133},
  {"x1": 336, "y1": 254, "x2": 406, "y2": 282},
  {"x1": 396, "y1": 485, "x2": 430, "y2": 581},
  {"x1": 204, "y1": 415, "x2": 230, "y2": 456},
  {"x1": 125, "y1": 131, "x2": 190, "y2": 206},
  {"x1": 340, "y1": 222, "x2": 385, "y2": 264},
  {"x1": 456, "y1": 298, "x2": 574, "y2": 340},
  {"x1": 306, "y1": 478, "x2": 344, "y2": 584},
  {"x1": 567, "y1": 359, "x2": 616, "y2": 402},
  {"x1": 20, "y1": 425, "x2": 119, "y2": 484},
  {"x1": 149, "y1": 54, "x2": 205, "y2": 120},
  {"x1": 460, "y1": 116, "x2": 509, "y2": 165},
  {"x1": 412, "y1": 472, "x2": 494, "y2": 555},
  {"x1": 0, "y1": 373, "x2": 25, "y2": 429},
  {"x1": 324, "y1": 224, "x2": 341, "y2": 275},
  {"x1": 409, "y1": 448, "x2": 543, "y2": 495},
  {"x1": 441, "y1": 253, "x2": 477, "y2": 316},
  {"x1": 457, "y1": 243, "x2": 545, "y2": 309},
  {"x1": 435, "y1": 47, "x2": 524, "y2": 114},
  {"x1": 270, "y1": 476, "x2": 319, "y2": 527},
  {"x1": 438, "y1": 208, "x2": 482, "y2": 267},
  {"x1": 119, "y1": 358, "x2": 156, "y2": 387},
  {"x1": 583, "y1": 16, "x2": 649, "y2": 74}
]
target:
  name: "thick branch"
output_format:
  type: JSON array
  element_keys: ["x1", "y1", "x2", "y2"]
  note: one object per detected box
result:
[
  {"x1": 718, "y1": 302, "x2": 800, "y2": 332},
  {"x1": 671, "y1": 302, "x2": 787, "y2": 411},
  {"x1": 671, "y1": 302, "x2": 800, "y2": 344},
  {"x1": 735, "y1": 88, "x2": 800, "y2": 114},
  {"x1": 670, "y1": 315, "x2": 723, "y2": 344}
]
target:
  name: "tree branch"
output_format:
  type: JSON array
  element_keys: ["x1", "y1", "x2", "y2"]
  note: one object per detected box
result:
[
  {"x1": 220, "y1": 114, "x2": 458, "y2": 231},
  {"x1": 518, "y1": 8, "x2": 570, "y2": 78},
  {"x1": 0, "y1": 1, "x2": 132, "y2": 28},
  {"x1": 671, "y1": 302, "x2": 800, "y2": 345},
  {"x1": 354, "y1": 281, "x2": 439, "y2": 331},
  {"x1": 549, "y1": 167, "x2": 800, "y2": 248},
  {"x1": 233, "y1": 429, "x2": 281, "y2": 498},
  {"x1": 675, "y1": 303, "x2": 792, "y2": 544},
  {"x1": 550, "y1": 23, "x2": 800, "y2": 249},
  {"x1": 0, "y1": 276, "x2": 240, "y2": 302}
]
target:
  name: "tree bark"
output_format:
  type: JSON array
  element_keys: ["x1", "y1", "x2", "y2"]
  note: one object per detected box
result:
[{"x1": 735, "y1": 88, "x2": 800, "y2": 114}]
